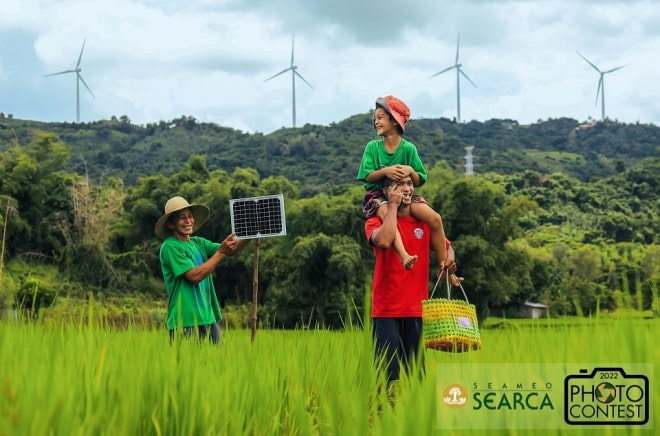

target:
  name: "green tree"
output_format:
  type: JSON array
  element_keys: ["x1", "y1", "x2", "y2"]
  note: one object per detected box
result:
[
  {"x1": 0, "y1": 133, "x2": 73, "y2": 257},
  {"x1": 0, "y1": 195, "x2": 18, "y2": 307},
  {"x1": 265, "y1": 233, "x2": 365, "y2": 328},
  {"x1": 428, "y1": 176, "x2": 538, "y2": 320}
]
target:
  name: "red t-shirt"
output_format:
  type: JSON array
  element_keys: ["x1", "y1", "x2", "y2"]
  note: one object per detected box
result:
[{"x1": 366, "y1": 215, "x2": 432, "y2": 318}]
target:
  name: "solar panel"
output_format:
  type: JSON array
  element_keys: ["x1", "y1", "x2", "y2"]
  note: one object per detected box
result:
[{"x1": 229, "y1": 194, "x2": 287, "y2": 239}]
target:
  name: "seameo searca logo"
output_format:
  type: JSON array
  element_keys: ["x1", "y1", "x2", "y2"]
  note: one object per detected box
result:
[{"x1": 443, "y1": 384, "x2": 469, "y2": 409}]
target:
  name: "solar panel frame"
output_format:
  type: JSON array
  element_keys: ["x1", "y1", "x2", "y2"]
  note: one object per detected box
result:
[{"x1": 229, "y1": 194, "x2": 287, "y2": 240}]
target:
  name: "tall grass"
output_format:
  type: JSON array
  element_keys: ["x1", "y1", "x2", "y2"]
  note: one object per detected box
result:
[{"x1": 0, "y1": 316, "x2": 657, "y2": 435}]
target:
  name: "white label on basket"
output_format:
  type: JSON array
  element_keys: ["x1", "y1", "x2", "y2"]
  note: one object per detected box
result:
[{"x1": 458, "y1": 317, "x2": 471, "y2": 328}]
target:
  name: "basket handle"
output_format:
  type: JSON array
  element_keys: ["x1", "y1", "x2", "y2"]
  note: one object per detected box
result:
[{"x1": 429, "y1": 272, "x2": 471, "y2": 304}]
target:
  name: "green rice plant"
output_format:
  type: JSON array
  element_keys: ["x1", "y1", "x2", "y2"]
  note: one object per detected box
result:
[
  {"x1": 0, "y1": 316, "x2": 657, "y2": 435},
  {"x1": 651, "y1": 282, "x2": 659, "y2": 318}
]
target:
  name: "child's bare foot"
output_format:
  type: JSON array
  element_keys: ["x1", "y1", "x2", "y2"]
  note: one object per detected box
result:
[{"x1": 402, "y1": 254, "x2": 418, "y2": 270}]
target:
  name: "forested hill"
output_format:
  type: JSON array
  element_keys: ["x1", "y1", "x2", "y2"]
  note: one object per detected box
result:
[{"x1": 0, "y1": 113, "x2": 658, "y2": 196}]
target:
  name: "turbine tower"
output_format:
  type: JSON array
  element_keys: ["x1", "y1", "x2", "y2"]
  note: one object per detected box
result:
[
  {"x1": 577, "y1": 52, "x2": 625, "y2": 121},
  {"x1": 430, "y1": 33, "x2": 476, "y2": 123},
  {"x1": 45, "y1": 38, "x2": 95, "y2": 123},
  {"x1": 264, "y1": 34, "x2": 313, "y2": 128}
]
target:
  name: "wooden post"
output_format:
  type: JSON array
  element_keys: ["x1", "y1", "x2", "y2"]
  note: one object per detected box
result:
[
  {"x1": 251, "y1": 238, "x2": 260, "y2": 343},
  {"x1": 0, "y1": 199, "x2": 11, "y2": 292}
]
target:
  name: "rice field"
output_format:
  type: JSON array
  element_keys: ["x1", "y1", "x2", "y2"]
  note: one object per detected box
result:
[{"x1": 0, "y1": 315, "x2": 657, "y2": 435}]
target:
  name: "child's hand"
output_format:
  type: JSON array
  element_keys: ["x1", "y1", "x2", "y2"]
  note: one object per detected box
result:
[
  {"x1": 402, "y1": 165, "x2": 415, "y2": 177},
  {"x1": 389, "y1": 165, "x2": 408, "y2": 180}
]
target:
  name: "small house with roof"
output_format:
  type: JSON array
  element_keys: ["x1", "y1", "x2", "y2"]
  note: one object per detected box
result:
[{"x1": 519, "y1": 301, "x2": 548, "y2": 319}]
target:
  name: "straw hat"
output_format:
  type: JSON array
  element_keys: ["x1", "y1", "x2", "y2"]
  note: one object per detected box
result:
[{"x1": 154, "y1": 196, "x2": 210, "y2": 239}]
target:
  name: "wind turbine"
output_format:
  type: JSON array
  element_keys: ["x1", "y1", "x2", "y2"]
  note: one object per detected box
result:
[
  {"x1": 430, "y1": 33, "x2": 476, "y2": 123},
  {"x1": 45, "y1": 38, "x2": 95, "y2": 123},
  {"x1": 264, "y1": 34, "x2": 313, "y2": 128},
  {"x1": 577, "y1": 52, "x2": 625, "y2": 121}
]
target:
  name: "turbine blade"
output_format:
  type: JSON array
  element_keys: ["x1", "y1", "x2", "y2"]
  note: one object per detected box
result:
[
  {"x1": 44, "y1": 70, "x2": 76, "y2": 77},
  {"x1": 455, "y1": 32, "x2": 460, "y2": 64},
  {"x1": 290, "y1": 34, "x2": 295, "y2": 67},
  {"x1": 78, "y1": 74, "x2": 95, "y2": 98},
  {"x1": 294, "y1": 70, "x2": 313, "y2": 89},
  {"x1": 604, "y1": 65, "x2": 626, "y2": 74},
  {"x1": 430, "y1": 65, "x2": 455, "y2": 78},
  {"x1": 577, "y1": 51, "x2": 601, "y2": 73},
  {"x1": 76, "y1": 38, "x2": 87, "y2": 69},
  {"x1": 459, "y1": 68, "x2": 477, "y2": 87},
  {"x1": 264, "y1": 68, "x2": 291, "y2": 82}
]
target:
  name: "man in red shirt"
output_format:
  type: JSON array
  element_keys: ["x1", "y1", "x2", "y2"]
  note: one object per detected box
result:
[{"x1": 365, "y1": 175, "x2": 457, "y2": 386}]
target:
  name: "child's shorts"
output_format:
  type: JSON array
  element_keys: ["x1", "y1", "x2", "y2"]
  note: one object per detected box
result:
[{"x1": 362, "y1": 189, "x2": 428, "y2": 218}]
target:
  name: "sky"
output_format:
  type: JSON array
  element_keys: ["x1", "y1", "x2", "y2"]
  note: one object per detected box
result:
[{"x1": 0, "y1": 0, "x2": 658, "y2": 134}]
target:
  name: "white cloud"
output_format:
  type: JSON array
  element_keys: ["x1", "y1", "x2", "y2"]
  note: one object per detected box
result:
[{"x1": 0, "y1": 0, "x2": 658, "y2": 132}]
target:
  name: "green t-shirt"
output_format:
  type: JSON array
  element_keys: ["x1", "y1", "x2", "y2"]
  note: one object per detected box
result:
[
  {"x1": 160, "y1": 236, "x2": 222, "y2": 330},
  {"x1": 356, "y1": 138, "x2": 428, "y2": 191}
]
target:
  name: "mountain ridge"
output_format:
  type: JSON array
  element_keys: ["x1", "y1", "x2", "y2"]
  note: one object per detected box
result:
[{"x1": 1, "y1": 113, "x2": 658, "y2": 197}]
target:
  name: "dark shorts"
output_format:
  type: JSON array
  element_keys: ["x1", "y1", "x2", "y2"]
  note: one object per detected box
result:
[
  {"x1": 169, "y1": 323, "x2": 222, "y2": 345},
  {"x1": 372, "y1": 317, "x2": 425, "y2": 381},
  {"x1": 362, "y1": 189, "x2": 428, "y2": 218}
]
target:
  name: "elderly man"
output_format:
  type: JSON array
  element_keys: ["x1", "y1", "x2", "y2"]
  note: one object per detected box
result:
[{"x1": 155, "y1": 196, "x2": 249, "y2": 344}]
